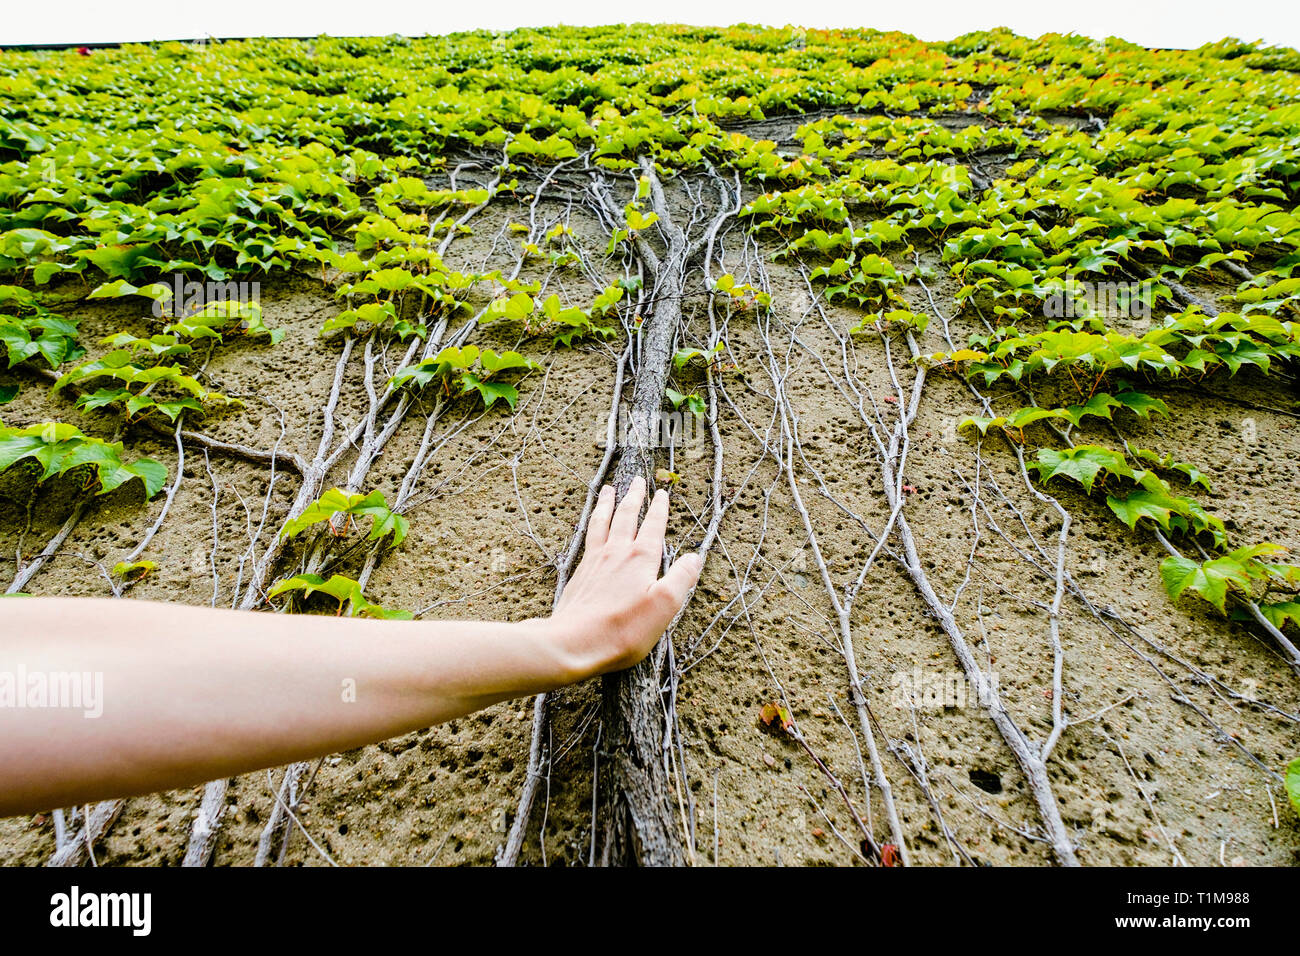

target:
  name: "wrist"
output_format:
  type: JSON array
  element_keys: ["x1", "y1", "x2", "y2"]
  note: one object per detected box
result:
[
  {"x1": 527, "y1": 613, "x2": 608, "y2": 686},
  {"x1": 518, "y1": 615, "x2": 601, "y2": 688}
]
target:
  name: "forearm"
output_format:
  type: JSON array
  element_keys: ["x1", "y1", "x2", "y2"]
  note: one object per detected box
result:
[
  {"x1": 0, "y1": 598, "x2": 582, "y2": 816},
  {"x1": 0, "y1": 479, "x2": 702, "y2": 819}
]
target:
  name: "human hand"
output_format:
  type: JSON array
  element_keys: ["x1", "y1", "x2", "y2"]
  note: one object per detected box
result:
[{"x1": 549, "y1": 475, "x2": 702, "y2": 678}]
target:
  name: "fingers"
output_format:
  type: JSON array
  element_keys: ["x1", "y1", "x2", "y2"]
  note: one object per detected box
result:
[
  {"x1": 585, "y1": 484, "x2": 615, "y2": 549},
  {"x1": 608, "y1": 474, "x2": 646, "y2": 542},
  {"x1": 636, "y1": 487, "x2": 670, "y2": 552},
  {"x1": 647, "y1": 551, "x2": 704, "y2": 629}
]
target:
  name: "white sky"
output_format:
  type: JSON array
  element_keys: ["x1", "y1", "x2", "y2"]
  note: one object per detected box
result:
[{"x1": 1, "y1": 0, "x2": 1297, "y2": 50}]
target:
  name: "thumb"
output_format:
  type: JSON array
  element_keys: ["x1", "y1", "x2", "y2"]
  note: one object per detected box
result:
[{"x1": 647, "y1": 551, "x2": 703, "y2": 628}]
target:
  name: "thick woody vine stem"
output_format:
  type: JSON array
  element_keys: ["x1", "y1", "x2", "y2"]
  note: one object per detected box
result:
[{"x1": 585, "y1": 158, "x2": 737, "y2": 865}]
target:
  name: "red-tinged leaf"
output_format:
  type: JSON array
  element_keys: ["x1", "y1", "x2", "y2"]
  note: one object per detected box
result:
[{"x1": 759, "y1": 701, "x2": 793, "y2": 732}]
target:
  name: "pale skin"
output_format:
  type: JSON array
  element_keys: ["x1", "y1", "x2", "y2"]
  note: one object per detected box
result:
[{"x1": 0, "y1": 476, "x2": 701, "y2": 818}]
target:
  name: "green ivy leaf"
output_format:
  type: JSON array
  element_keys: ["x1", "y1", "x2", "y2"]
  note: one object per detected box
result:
[
  {"x1": 1034, "y1": 445, "x2": 1130, "y2": 495},
  {"x1": 1159, "y1": 554, "x2": 1252, "y2": 613},
  {"x1": 1107, "y1": 489, "x2": 1183, "y2": 533}
]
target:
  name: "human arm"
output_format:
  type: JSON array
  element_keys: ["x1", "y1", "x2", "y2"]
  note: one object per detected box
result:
[{"x1": 0, "y1": 477, "x2": 701, "y2": 817}]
